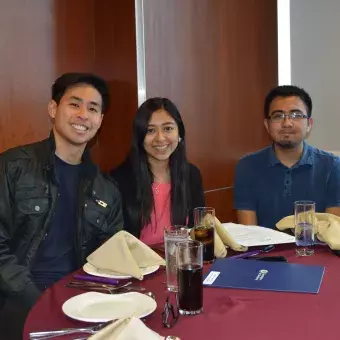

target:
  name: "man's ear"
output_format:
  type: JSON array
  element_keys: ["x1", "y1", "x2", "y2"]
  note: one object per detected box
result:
[
  {"x1": 307, "y1": 117, "x2": 314, "y2": 133},
  {"x1": 99, "y1": 114, "x2": 104, "y2": 127},
  {"x1": 48, "y1": 100, "x2": 57, "y2": 119},
  {"x1": 264, "y1": 118, "x2": 269, "y2": 133}
]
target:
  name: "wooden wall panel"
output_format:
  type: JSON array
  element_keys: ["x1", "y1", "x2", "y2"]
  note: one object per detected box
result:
[
  {"x1": 93, "y1": 0, "x2": 138, "y2": 172},
  {"x1": 54, "y1": 0, "x2": 96, "y2": 73},
  {"x1": 204, "y1": 187, "x2": 236, "y2": 223},
  {"x1": 142, "y1": 0, "x2": 277, "y2": 220},
  {"x1": 0, "y1": 0, "x2": 55, "y2": 151}
]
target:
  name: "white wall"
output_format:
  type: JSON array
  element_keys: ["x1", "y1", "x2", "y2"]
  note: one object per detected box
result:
[{"x1": 290, "y1": 0, "x2": 340, "y2": 152}]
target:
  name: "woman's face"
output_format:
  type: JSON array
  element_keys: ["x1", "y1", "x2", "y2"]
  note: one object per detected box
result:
[{"x1": 143, "y1": 109, "x2": 180, "y2": 163}]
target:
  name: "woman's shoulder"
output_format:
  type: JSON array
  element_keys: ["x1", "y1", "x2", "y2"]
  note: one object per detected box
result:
[
  {"x1": 110, "y1": 159, "x2": 134, "y2": 184},
  {"x1": 187, "y1": 163, "x2": 205, "y2": 206},
  {"x1": 188, "y1": 162, "x2": 202, "y2": 176},
  {"x1": 188, "y1": 162, "x2": 203, "y2": 182}
]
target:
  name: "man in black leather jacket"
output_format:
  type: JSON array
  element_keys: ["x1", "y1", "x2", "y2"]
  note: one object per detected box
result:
[{"x1": 0, "y1": 73, "x2": 123, "y2": 339}]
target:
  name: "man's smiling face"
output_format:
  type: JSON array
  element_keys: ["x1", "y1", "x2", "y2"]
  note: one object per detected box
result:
[{"x1": 48, "y1": 84, "x2": 104, "y2": 147}]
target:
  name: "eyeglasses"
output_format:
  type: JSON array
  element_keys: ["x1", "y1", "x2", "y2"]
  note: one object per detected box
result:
[
  {"x1": 268, "y1": 112, "x2": 308, "y2": 123},
  {"x1": 162, "y1": 295, "x2": 179, "y2": 328}
]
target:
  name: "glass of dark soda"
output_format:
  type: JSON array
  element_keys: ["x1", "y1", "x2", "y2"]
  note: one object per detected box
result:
[{"x1": 176, "y1": 240, "x2": 203, "y2": 315}]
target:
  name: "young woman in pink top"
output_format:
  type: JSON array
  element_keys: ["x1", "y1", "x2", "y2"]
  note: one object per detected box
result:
[{"x1": 110, "y1": 97, "x2": 205, "y2": 245}]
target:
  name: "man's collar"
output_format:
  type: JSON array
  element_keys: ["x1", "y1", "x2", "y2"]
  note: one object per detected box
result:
[
  {"x1": 46, "y1": 130, "x2": 97, "y2": 180},
  {"x1": 297, "y1": 142, "x2": 313, "y2": 166},
  {"x1": 268, "y1": 142, "x2": 313, "y2": 167},
  {"x1": 268, "y1": 145, "x2": 281, "y2": 167}
]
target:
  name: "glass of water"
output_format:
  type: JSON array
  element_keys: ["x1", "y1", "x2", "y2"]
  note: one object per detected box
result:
[
  {"x1": 294, "y1": 201, "x2": 315, "y2": 256},
  {"x1": 164, "y1": 225, "x2": 188, "y2": 292}
]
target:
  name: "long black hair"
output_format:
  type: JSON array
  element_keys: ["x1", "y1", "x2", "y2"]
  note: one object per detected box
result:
[{"x1": 128, "y1": 97, "x2": 190, "y2": 231}]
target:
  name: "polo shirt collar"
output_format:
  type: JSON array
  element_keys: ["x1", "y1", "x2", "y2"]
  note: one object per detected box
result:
[{"x1": 268, "y1": 142, "x2": 313, "y2": 167}]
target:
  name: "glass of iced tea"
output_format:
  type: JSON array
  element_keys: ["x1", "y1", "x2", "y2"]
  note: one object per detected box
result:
[
  {"x1": 176, "y1": 240, "x2": 203, "y2": 315},
  {"x1": 193, "y1": 207, "x2": 215, "y2": 263}
]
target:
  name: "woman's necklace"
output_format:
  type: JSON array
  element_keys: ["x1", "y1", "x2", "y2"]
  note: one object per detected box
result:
[
  {"x1": 153, "y1": 172, "x2": 170, "y2": 195},
  {"x1": 152, "y1": 183, "x2": 171, "y2": 233},
  {"x1": 151, "y1": 169, "x2": 171, "y2": 233},
  {"x1": 154, "y1": 182, "x2": 161, "y2": 195}
]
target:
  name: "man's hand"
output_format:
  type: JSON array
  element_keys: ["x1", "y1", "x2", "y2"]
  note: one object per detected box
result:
[
  {"x1": 326, "y1": 207, "x2": 340, "y2": 217},
  {"x1": 236, "y1": 210, "x2": 258, "y2": 226}
]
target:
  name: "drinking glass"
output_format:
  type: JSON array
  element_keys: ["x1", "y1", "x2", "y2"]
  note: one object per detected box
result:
[
  {"x1": 164, "y1": 225, "x2": 189, "y2": 292},
  {"x1": 295, "y1": 200, "x2": 315, "y2": 256},
  {"x1": 176, "y1": 240, "x2": 203, "y2": 315},
  {"x1": 193, "y1": 207, "x2": 215, "y2": 263}
]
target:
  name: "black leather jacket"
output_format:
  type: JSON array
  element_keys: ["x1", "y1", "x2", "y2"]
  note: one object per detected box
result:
[{"x1": 0, "y1": 133, "x2": 123, "y2": 308}]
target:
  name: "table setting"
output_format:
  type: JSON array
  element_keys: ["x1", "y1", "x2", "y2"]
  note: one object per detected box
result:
[
  {"x1": 28, "y1": 230, "x2": 170, "y2": 340},
  {"x1": 24, "y1": 204, "x2": 340, "y2": 340},
  {"x1": 27, "y1": 206, "x2": 249, "y2": 340}
]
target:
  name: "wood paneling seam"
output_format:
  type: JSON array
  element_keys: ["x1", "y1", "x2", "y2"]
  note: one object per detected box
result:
[{"x1": 204, "y1": 186, "x2": 234, "y2": 194}]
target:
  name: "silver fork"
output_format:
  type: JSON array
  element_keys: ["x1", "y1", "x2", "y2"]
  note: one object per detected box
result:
[
  {"x1": 67, "y1": 281, "x2": 146, "y2": 293},
  {"x1": 29, "y1": 320, "x2": 113, "y2": 339},
  {"x1": 66, "y1": 281, "x2": 132, "y2": 294},
  {"x1": 68, "y1": 280, "x2": 132, "y2": 289}
]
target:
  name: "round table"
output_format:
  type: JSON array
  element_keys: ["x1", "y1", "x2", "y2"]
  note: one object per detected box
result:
[{"x1": 24, "y1": 245, "x2": 340, "y2": 340}]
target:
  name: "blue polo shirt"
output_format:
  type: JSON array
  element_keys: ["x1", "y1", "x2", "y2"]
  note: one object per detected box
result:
[{"x1": 234, "y1": 143, "x2": 340, "y2": 229}]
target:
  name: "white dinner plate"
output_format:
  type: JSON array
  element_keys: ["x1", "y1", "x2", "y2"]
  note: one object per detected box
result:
[
  {"x1": 62, "y1": 291, "x2": 157, "y2": 323},
  {"x1": 83, "y1": 263, "x2": 160, "y2": 279}
]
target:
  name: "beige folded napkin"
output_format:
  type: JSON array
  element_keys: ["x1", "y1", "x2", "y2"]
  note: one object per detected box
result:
[
  {"x1": 89, "y1": 317, "x2": 164, "y2": 340},
  {"x1": 276, "y1": 213, "x2": 340, "y2": 250},
  {"x1": 87, "y1": 231, "x2": 165, "y2": 280},
  {"x1": 190, "y1": 215, "x2": 248, "y2": 257}
]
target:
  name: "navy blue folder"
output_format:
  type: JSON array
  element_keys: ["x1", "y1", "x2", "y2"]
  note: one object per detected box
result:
[{"x1": 203, "y1": 259, "x2": 325, "y2": 294}]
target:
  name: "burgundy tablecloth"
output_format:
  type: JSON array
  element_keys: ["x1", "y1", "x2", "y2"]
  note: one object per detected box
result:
[{"x1": 24, "y1": 245, "x2": 340, "y2": 340}]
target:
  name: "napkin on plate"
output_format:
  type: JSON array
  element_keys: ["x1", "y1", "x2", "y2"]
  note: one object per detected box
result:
[
  {"x1": 88, "y1": 317, "x2": 164, "y2": 340},
  {"x1": 276, "y1": 213, "x2": 340, "y2": 250},
  {"x1": 190, "y1": 215, "x2": 247, "y2": 257},
  {"x1": 86, "y1": 231, "x2": 165, "y2": 280}
]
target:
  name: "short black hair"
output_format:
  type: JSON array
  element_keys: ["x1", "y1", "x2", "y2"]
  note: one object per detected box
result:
[
  {"x1": 264, "y1": 85, "x2": 312, "y2": 118},
  {"x1": 51, "y1": 72, "x2": 110, "y2": 113}
]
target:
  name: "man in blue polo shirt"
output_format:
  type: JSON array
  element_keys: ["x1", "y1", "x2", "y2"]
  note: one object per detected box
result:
[{"x1": 234, "y1": 85, "x2": 340, "y2": 229}]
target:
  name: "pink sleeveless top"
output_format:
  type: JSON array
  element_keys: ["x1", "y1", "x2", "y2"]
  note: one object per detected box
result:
[{"x1": 140, "y1": 183, "x2": 171, "y2": 245}]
